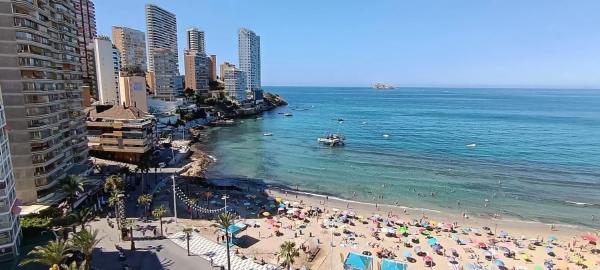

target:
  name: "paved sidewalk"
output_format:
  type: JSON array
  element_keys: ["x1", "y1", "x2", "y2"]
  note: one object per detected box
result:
[{"x1": 169, "y1": 232, "x2": 278, "y2": 270}]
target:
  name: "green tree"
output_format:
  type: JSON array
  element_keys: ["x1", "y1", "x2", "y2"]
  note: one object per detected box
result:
[
  {"x1": 152, "y1": 205, "x2": 168, "y2": 237},
  {"x1": 108, "y1": 191, "x2": 123, "y2": 228},
  {"x1": 183, "y1": 227, "x2": 193, "y2": 256},
  {"x1": 71, "y1": 229, "x2": 101, "y2": 270},
  {"x1": 104, "y1": 175, "x2": 124, "y2": 193},
  {"x1": 216, "y1": 212, "x2": 235, "y2": 270},
  {"x1": 61, "y1": 175, "x2": 85, "y2": 208},
  {"x1": 70, "y1": 207, "x2": 94, "y2": 232},
  {"x1": 277, "y1": 241, "x2": 300, "y2": 270},
  {"x1": 137, "y1": 193, "x2": 153, "y2": 218},
  {"x1": 183, "y1": 87, "x2": 195, "y2": 100},
  {"x1": 19, "y1": 240, "x2": 71, "y2": 267}
]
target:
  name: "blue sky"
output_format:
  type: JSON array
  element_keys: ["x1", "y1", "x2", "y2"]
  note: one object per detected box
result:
[{"x1": 95, "y1": 0, "x2": 600, "y2": 88}]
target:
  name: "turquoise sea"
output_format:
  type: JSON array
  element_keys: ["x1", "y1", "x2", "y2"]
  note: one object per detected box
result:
[{"x1": 202, "y1": 87, "x2": 600, "y2": 228}]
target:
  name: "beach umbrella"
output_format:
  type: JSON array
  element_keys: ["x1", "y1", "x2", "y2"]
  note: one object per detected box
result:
[
  {"x1": 544, "y1": 259, "x2": 554, "y2": 269},
  {"x1": 548, "y1": 235, "x2": 558, "y2": 242},
  {"x1": 341, "y1": 210, "x2": 349, "y2": 216},
  {"x1": 544, "y1": 246, "x2": 553, "y2": 254},
  {"x1": 243, "y1": 202, "x2": 251, "y2": 206},
  {"x1": 499, "y1": 231, "x2": 509, "y2": 238},
  {"x1": 448, "y1": 256, "x2": 457, "y2": 263},
  {"x1": 397, "y1": 226, "x2": 409, "y2": 235},
  {"x1": 403, "y1": 251, "x2": 412, "y2": 259},
  {"x1": 421, "y1": 230, "x2": 431, "y2": 236},
  {"x1": 582, "y1": 232, "x2": 598, "y2": 243},
  {"x1": 519, "y1": 253, "x2": 530, "y2": 261},
  {"x1": 427, "y1": 238, "x2": 438, "y2": 246},
  {"x1": 269, "y1": 204, "x2": 276, "y2": 208},
  {"x1": 262, "y1": 212, "x2": 271, "y2": 217},
  {"x1": 495, "y1": 260, "x2": 505, "y2": 267},
  {"x1": 299, "y1": 213, "x2": 305, "y2": 219},
  {"x1": 534, "y1": 265, "x2": 544, "y2": 270},
  {"x1": 424, "y1": 256, "x2": 433, "y2": 265},
  {"x1": 275, "y1": 197, "x2": 282, "y2": 202},
  {"x1": 332, "y1": 208, "x2": 340, "y2": 212}
]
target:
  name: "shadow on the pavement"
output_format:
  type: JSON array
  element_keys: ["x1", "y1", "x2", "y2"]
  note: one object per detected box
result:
[
  {"x1": 235, "y1": 235, "x2": 259, "y2": 248},
  {"x1": 93, "y1": 247, "x2": 173, "y2": 270}
]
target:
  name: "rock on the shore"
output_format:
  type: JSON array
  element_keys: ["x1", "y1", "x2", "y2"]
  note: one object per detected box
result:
[{"x1": 180, "y1": 150, "x2": 213, "y2": 177}]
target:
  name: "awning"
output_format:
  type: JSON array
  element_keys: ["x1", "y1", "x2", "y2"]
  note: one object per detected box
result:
[{"x1": 19, "y1": 204, "x2": 51, "y2": 216}]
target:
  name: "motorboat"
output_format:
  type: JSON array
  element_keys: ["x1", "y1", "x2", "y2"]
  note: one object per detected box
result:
[
  {"x1": 263, "y1": 132, "x2": 273, "y2": 136},
  {"x1": 318, "y1": 133, "x2": 345, "y2": 147}
]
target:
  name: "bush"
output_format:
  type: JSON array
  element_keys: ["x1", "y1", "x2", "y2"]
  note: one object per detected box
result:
[{"x1": 21, "y1": 217, "x2": 52, "y2": 229}]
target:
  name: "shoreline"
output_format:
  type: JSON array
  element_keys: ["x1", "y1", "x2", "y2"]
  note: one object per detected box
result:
[
  {"x1": 202, "y1": 167, "x2": 591, "y2": 232},
  {"x1": 263, "y1": 185, "x2": 586, "y2": 239}
]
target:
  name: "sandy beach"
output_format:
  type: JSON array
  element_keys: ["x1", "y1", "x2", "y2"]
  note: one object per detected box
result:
[{"x1": 176, "y1": 177, "x2": 600, "y2": 270}]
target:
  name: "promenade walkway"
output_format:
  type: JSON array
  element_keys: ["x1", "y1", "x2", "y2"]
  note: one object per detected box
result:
[{"x1": 169, "y1": 232, "x2": 278, "y2": 270}]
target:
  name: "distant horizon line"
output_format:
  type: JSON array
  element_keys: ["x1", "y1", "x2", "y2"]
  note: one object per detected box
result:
[{"x1": 262, "y1": 85, "x2": 600, "y2": 90}]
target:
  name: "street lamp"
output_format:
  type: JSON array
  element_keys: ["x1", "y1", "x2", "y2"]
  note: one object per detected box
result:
[
  {"x1": 222, "y1": 195, "x2": 229, "y2": 212},
  {"x1": 172, "y1": 175, "x2": 178, "y2": 224}
]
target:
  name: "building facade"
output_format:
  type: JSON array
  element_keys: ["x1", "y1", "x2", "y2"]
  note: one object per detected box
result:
[
  {"x1": 74, "y1": 0, "x2": 97, "y2": 98},
  {"x1": 145, "y1": 4, "x2": 178, "y2": 99},
  {"x1": 151, "y1": 48, "x2": 177, "y2": 100},
  {"x1": 186, "y1": 28, "x2": 204, "y2": 54},
  {"x1": 119, "y1": 72, "x2": 148, "y2": 112},
  {"x1": 238, "y1": 28, "x2": 262, "y2": 103},
  {"x1": 208, "y1": 55, "x2": 217, "y2": 81},
  {"x1": 184, "y1": 51, "x2": 209, "y2": 95},
  {"x1": 223, "y1": 65, "x2": 246, "y2": 102},
  {"x1": 219, "y1": 62, "x2": 235, "y2": 82},
  {"x1": 112, "y1": 26, "x2": 146, "y2": 71},
  {"x1": 86, "y1": 105, "x2": 156, "y2": 163},
  {"x1": 0, "y1": 86, "x2": 21, "y2": 261},
  {"x1": 94, "y1": 36, "x2": 120, "y2": 105},
  {"x1": 0, "y1": 0, "x2": 89, "y2": 204}
]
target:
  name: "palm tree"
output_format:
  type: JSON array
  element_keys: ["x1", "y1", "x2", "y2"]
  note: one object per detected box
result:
[
  {"x1": 108, "y1": 191, "x2": 123, "y2": 228},
  {"x1": 61, "y1": 175, "x2": 85, "y2": 208},
  {"x1": 104, "y1": 175, "x2": 124, "y2": 193},
  {"x1": 152, "y1": 204, "x2": 168, "y2": 236},
  {"x1": 122, "y1": 218, "x2": 136, "y2": 250},
  {"x1": 183, "y1": 227, "x2": 193, "y2": 256},
  {"x1": 19, "y1": 240, "x2": 71, "y2": 267},
  {"x1": 188, "y1": 197, "x2": 198, "y2": 219},
  {"x1": 70, "y1": 207, "x2": 94, "y2": 232},
  {"x1": 203, "y1": 191, "x2": 213, "y2": 207},
  {"x1": 277, "y1": 241, "x2": 300, "y2": 270},
  {"x1": 61, "y1": 260, "x2": 86, "y2": 270},
  {"x1": 137, "y1": 157, "x2": 151, "y2": 192},
  {"x1": 137, "y1": 193, "x2": 153, "y2": 219},
  {"x1": 71, "y1": 229, "x2": 101, "y2": 270},
  {"x1": 216, "y1": 212, "x2": 235, "y2": 270}
]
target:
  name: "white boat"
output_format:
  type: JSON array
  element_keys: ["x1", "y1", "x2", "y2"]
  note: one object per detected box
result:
[
  {"x1": 466, "y1": 143, "x2": 477, "y2": 148},
  {"x1": 284, "y1": 112, "x2": 293, "y2": 117},
  {"x1": 263, "y1": 132, "x2": 273, "y2": 136},
  {"x1": 318, "y1": 133, "x2": 345, "y2": 147}
]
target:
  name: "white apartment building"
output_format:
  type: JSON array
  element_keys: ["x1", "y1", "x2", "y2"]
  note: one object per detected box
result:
[
  {"x1": 223, "y1": 65, "x2": 246, "y2": 102},
  {"x1": 94, "y1": 36, "x2": 121, "y2": 105},
  {"x1": 238, "y1": 28, "x2": 262, "y2": 103},
  {"x1": 0, "y1": 87, "x2": 21, "y2": 261},
  {"x1": 145, "y1": 4, "x2": 178, "y2": 99},
  {"x1": 186, "y1": 28, "x2": 205, "y2": 54}
]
